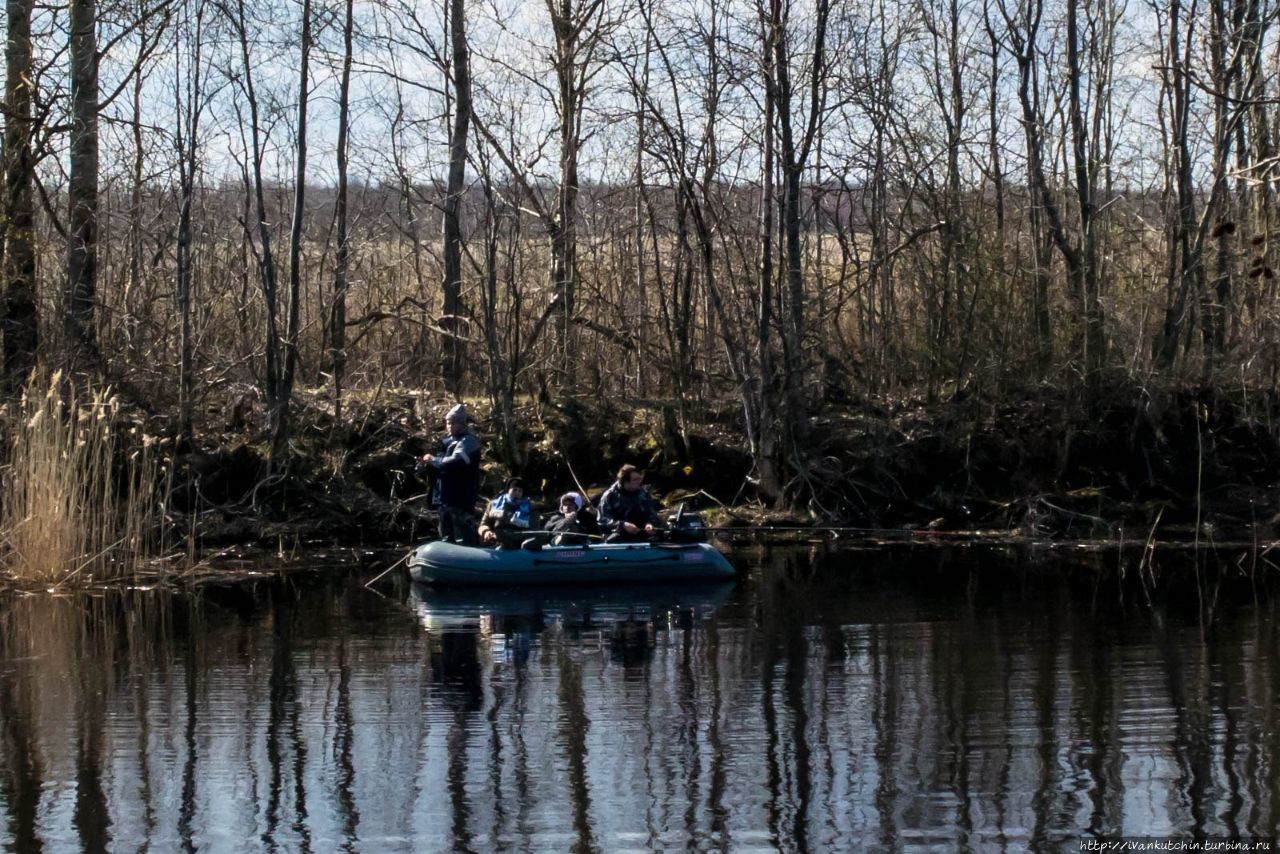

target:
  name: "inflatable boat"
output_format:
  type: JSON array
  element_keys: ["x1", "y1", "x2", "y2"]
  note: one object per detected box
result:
[{"x1": 407, "y1": 540, "x2": 737, "y2": 586}]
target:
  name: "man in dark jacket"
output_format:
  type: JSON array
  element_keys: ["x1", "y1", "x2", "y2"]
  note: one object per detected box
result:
[
  {"x1": 598, "y1": 464, "x2": 662, "y2": 542},
  {"x1": 421, "y1": 404, "x2": 482, "y2": 545}
]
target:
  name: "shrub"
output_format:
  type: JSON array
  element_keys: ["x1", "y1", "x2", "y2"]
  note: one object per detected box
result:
[{"x1": 0, "y1": 372, "x2": 166, "y2": 587}]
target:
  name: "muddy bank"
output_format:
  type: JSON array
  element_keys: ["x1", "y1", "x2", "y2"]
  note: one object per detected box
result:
[{"x1": 168, "y1": 381, "x2": 1280, "y2": 546}]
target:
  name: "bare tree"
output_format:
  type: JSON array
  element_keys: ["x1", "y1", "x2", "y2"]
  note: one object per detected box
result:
[
  {"x1": 175, "y1": 0, "x2": 209, "y2": 440},
  {"x1": 1153, "y1": 0, "x2": 1276, "y2": 375},
  {"x1": 755, "y1": 0, "x2": 782, "y2": 501},
  {"x1": 1001, "y1": 0, "x2": 1111, "y2": 381},
  {"x1": 467, "y1": 0, "x2": 615, "y2": 386},
  {"x1": 223, "y1": 0, "x2": 288, "y2": 454},
  {"x1": 331, "y1": 0, "x2": 354, "y2": 417},
  {"x1": 440, "y1": 0, "x2": 471, "y2": 394},
  {"x1": 751, "y1": 0, "x2": 833, "y2": 502},
  {"x1": 274, "y1": 0, "x2": 313, "y2": 456},
  {"x1": 546, "y1": 0, "x2": 609, "y2": 377},
  {"x1": 919, "y1": 0, "x2": 976, "y2": 393},
  {"x1": 472, "y1": 131, "x2": 523, "y2": 465}
]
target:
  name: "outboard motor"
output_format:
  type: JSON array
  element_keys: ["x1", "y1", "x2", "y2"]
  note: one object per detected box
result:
[{"x1": 665, "y1": 503, "x2": 708, "y2": 543}]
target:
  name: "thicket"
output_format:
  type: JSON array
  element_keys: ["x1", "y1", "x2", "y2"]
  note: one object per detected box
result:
[{"x1": 3, "y1": 0, "x2": 1280, "y2": 574}]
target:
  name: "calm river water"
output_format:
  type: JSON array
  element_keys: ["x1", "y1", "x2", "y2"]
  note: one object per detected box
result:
[{"x1": 0, "y1": 542, "x2": 1277, "y2": 851}]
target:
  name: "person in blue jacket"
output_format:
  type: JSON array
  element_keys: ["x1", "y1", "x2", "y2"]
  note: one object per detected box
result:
[
  {"x1": 478, "y1": 477, "x2": 534, "y2": 547},
  {"x1": 420, "y1": 404, "x2": 482, "y2": 545},
  {"x1": 598, "y1": 464, "x2": 662, "y2": 542}
]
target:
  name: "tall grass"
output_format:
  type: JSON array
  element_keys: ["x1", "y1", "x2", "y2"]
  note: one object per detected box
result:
[{"x1": 0, "y1": 372, "x2": 167, "y2": 587}]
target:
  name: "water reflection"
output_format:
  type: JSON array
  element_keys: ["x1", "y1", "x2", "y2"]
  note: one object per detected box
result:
[{"x1": 0, "y1": 547, "x2": 1277, "y2": 850}]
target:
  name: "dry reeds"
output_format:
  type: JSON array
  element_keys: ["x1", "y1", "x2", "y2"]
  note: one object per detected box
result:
[{"x1": 0, "y1": 371, "x2": 167, "y2": 587}]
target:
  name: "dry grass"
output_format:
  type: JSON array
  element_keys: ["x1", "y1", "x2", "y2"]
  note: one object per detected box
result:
[{"x1": 0, "y1": 372, "x2": 167, "y2": 588}]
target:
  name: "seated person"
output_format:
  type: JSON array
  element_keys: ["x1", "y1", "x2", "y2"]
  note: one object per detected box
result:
[
  {"x1": 545, "y1": 492, "x2": 600, "y2": 545},
  {"x1": 478, "y1": 477, "x2": 534, "y2": 548},
  {"x1": 598, "y1": 464, "x2": 663, "y2": 542}
]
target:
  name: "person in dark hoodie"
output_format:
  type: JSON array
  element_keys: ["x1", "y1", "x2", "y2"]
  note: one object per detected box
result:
[
  {"x1": 545, "y1": 491, "x2": 600, "y2": 545},
  {"x1": 420, "y1": 404, "x2": 482, "y2": 545},
  {"x1": 597, "y1": 464, "x2": 662, "y2": 542}
]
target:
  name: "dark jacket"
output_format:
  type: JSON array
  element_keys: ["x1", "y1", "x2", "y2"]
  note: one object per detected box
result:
[
  {"x1": 546, "y1": 507, "x2": 600, "y2": 544},
  {"x1": 597, "y1": 483, "x2": 660, "y2": 535},
  {"x1": 431, "y1": 430, "x2": 481, "y2": 510}
]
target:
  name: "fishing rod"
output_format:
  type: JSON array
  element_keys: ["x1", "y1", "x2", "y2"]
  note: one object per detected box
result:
[
  {"x1": 691, "y1": 523, "x2": 1019, "y2": 539},
  {"x1": 494, "y1": 529, "x2": 608, "y2": 540}
]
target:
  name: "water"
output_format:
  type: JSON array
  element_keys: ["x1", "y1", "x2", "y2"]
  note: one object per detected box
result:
[{"x1": 0, "y1": 543, "x2": 1277, "y2": 851}]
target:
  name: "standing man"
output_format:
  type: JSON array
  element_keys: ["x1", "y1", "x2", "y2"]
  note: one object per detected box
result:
[
  {"x1": 421, "y1": 403, "x2": 482, "y2": 545},
  {"x1": 598, "y1": 464, "x2": 662, "y2": 542}
]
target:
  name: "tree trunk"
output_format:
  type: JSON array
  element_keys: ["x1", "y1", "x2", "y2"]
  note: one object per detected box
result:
[
  {"x1": 230, "y1": 0, "x2": 283, "y2": 445},
  {"x1": 3, "y1": 0, "x2": 38, "y2": 394},
  {"x1": 332, "y1": 0, "x2": 353, "y2": 419},
  {"x1": 1064, "y1": 0, "x2": 1106, "y2": 379},
  {"x1": 67, "y1": 0, "x2": 100, "y2": 365},
  {"x1": 475, "y1": 141, "x2": 521, "y2": 467},
  {"x1": 1152, "y1": 0, "x2": 1258, "y2": 372},
  {"x1": 761, "y1": 0, "x2": 828, "y2": 504},
  {"x1": 1155, "y1": 0, "x2": 1197, "y2": 369},
  {"x1": 547, "y1": 0, "x2": 599, "y2": 380},
  {"x1": 272, "y1": 0, "x2": 311, "y2": 458},
  {"x1": 755, "y1": 0, "x2": 782, "y2": 504},
  {"x1": 175, "y1": 0, "x2": 206, "y2": 442},
  {"x1": 125, "y1": 0, "x2": 147, "y2": 361},
  {"x1": 1009, "y1": 0, "x2": 1104, "y2": 381},
  {"x1": 274, "y1": 0, "x2": 311, "y2": 452},
  {"x1": 632, "y1": 5, "x2": 653, "y2": 397}
]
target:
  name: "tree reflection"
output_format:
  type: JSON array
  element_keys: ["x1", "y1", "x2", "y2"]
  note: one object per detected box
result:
[{"x1": 0, "y1": 649, "x2": 42, "y2": 852}]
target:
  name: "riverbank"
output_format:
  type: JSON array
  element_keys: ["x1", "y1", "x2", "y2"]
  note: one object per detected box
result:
[{"x1": 167, "y1": 377, "x2": 1280, "y2": 548}]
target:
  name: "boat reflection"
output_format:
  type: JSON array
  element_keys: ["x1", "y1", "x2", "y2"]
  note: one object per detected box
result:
[
  {"x1": 409, "y1": 579, "x2": 737, "y2": 629},
  {"x1": 410, "y1": 579, "x2": 738, "y2": 668}
]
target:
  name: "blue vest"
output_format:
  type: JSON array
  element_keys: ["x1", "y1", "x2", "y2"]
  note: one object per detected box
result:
[{"x1": 487, "y1": 493, "x2": 533, "y2": 529}]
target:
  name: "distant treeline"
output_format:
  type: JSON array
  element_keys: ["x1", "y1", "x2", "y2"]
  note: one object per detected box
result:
[{"x1": 3, "y1": 0, "x2": 1279, "y2": 504}]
